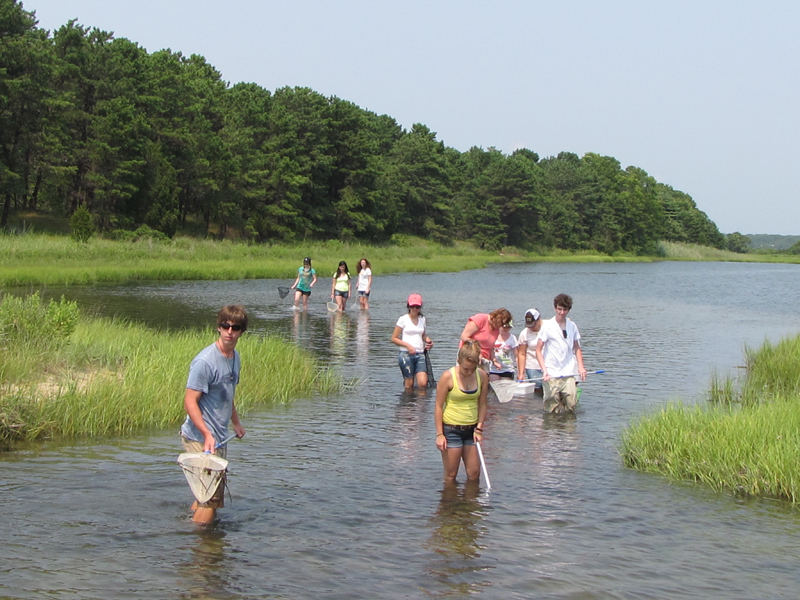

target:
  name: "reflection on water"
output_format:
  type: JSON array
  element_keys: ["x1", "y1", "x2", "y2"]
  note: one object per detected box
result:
[
  {"x1": 355, "y1": 312, "x2": 370, "y2": 369},
  {"x1": 179, "y1": 530, "x2": 235, "y2": 600},
  {"x1": 291, "y1": 309, "x2": 309, "y2": 343},
  {"x1": 394, "y1": 390, "x2": 430, "y2": 465},
  {"x1": 328, "y1": 312, "x2": 350, "y2": 363},
  {"x1": 426, "y1": 480, "x2": 491, "y2": 596}
]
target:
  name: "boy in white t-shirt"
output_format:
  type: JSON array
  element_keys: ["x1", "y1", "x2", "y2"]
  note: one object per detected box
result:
[{"x1": 536, "y1": 294, "x2": 587, "y2": 413}]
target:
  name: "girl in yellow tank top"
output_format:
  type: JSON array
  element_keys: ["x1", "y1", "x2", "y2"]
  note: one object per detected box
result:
[
  {"x1": 442, "y1": 366, "x2": 481, "y2": 425},
  {"x1": 434, "y1": 340, "x2": 489, "y2": 484}
]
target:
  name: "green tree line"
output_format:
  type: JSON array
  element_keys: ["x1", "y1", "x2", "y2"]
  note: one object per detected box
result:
[{"x1": 1, "y1": 0, "x2": 726, "y2": 253}]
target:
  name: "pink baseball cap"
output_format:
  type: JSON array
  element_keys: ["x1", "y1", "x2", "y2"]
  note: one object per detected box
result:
[{"x1": 407, "y1": 293, "x2": 423, "y2": 306}]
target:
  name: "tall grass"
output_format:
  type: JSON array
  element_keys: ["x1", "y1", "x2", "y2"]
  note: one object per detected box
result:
[
  {"x1": 621, "y1": 334, "x2": 800, "y2": 502},
  {"x1": 621, "y1": 399, "x2": 800, "y2": 501},
  {"x1": 0, "y1": 305, "x2": 341, "y2": 447},
  {"x1": 658, "y1": 240, "x2": 800, "y2": 264},
  {"x1": 0, "y1": 235, "x2": 512, "y2": 286},
  {"x1": 0, "y1": 233, "x2": 664, "y2": 287}
]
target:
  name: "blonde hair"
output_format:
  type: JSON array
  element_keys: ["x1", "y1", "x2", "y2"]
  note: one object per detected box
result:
[{"x1": 457, "y1": 340, "x2": 482, "y2": 364}]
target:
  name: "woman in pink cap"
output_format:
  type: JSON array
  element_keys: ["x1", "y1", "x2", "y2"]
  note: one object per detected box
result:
[{"x1": 391, "y1": 293, "x2": 434, "y2": 389}]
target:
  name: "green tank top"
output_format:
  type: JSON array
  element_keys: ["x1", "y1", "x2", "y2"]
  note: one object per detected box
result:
[{"x1": 442, "y1": 366, "x2": 481, "y2": 425}]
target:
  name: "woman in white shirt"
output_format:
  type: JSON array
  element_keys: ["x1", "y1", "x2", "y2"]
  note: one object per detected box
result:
[
  {"x1": 356, "y1": 257, "x2": 372, "y2": 310},
  {"x1": 391, "y1": 293, "x2": 434, "y2": 390}
]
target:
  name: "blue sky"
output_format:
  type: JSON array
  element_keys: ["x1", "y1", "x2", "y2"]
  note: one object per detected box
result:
[{"x1": 25, "y1": 0, "x2": 800, "y2": 235}]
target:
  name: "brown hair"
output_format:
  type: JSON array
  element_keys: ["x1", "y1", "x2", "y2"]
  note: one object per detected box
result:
[
  {"x1": 457, "y1": 340, "x2": 482, "y2": 364},
  {"x1": 356, "y1": 257, "x2": 371, "y2": 273},
  {"x1": 217, "y1": 305, "x2": 248, "y2": 331},
  {"x1": 489, "y1": 308, "x2": 512, "y2": 329},
  {"x1": 553, "y1": 293, "x2": 573, "y2": 310}
]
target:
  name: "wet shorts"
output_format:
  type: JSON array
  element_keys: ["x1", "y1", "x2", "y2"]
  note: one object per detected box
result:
[
  {"x1": 490, "y1": 371, "x2": 515, "y2": 379},
  {"x1": 398, "y1": 351, "x2": 426, "y2": 379},
  {"x1": 525, "y1": 368, "x2": 544, "y2": 389},
  {"x1": 181, "y1": 436, "x2": 228, "y2": 508},
  {"x1": 443, "y1": 423, "x2": 476, "y2": 448}
]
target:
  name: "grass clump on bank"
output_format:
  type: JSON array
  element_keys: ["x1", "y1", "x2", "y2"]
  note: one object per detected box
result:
[
  {"x1": 0, "y1": 294, "x2": 340, "y2": 449},
  {"x1": 621, "y1": 335, "x2": 800, "y2": 502}
]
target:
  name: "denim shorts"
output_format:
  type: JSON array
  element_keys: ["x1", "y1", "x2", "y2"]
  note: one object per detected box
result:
[
  {"x1": 334, "y1": 290, "x2": 349, "y2": 298},
  {"x1": 443, "y1": 423, "x2": 476, "y2": 448},
  {"x1": 526, "y1": 368, "x2": 544, "y2": 388},
  {"x1": 358, "y1": 290, "x2": 370, "y2": 297},
  {"x1": 398, "y1": 351, "x2": 426, "y2": 379}
]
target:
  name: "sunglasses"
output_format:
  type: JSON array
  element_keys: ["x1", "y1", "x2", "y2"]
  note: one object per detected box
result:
[
  {"x1": 219, "y1": 322, "x2": 243, "y2": 331},
  {"x1": 562, "y1": 329, "x2": 568, "y2": 339}
]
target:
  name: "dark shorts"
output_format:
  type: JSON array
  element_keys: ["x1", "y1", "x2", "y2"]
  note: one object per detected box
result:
[
  {"x1": 443, "y1": 423, "x2": 476, "y2": 448},
  {"x1": 358, "y1": 290, "x2": 370, "y2": 297},
  {"x1": 334, "y1": 290, "x2": 349, "y2": 298},
  {"x1": 296, "y1": 289, "x2": 311, "y2": 296},
  {"x1": 491, "y1": 371, "x2": 515, "y2": 379}
]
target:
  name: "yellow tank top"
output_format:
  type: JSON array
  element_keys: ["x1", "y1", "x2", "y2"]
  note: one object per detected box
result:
[{"x1": 442, "y1": 366, "x2": 481, "y2": 425}]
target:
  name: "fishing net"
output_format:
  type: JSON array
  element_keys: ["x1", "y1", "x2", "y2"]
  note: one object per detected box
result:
[
  {"x1": 490, "y1": 380, "x2": 537, "y2": 403},
  {"x1": 424, "y1": 350, "x2": 436, "y2": 387},
  {"x1": 278, "y1": 286, "x2": 292, "y2": 299},
  {"x1": 177, "y1": 452, "x2": 229, "y2": 504}
]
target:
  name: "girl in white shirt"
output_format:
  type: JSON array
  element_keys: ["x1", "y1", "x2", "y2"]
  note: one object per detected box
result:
[
  {"x1": 356, "y1": 257, "x2": 372, "y2": 310},
  {"x1": 391, "y1": 293, "x2": 434, "y2": 390}
]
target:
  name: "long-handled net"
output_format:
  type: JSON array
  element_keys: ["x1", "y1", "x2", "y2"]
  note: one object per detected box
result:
[
  {"x1": 278, "y1": 286, "x2": 292, "y2": 299},
  {"x1": 424, "y1": 349, "x2": 436, "y2": 387},
  {"x1": 177, "y1": 452, "x2": 229, "y2": 503}
]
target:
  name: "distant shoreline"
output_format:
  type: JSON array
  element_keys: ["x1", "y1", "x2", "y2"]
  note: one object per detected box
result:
[{"x1": 0, "y1": 234, "x2": 798, "y2": 289}]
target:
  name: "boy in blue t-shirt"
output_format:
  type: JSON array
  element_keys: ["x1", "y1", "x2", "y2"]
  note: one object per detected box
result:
[{"x1": 180, "y1": 305, "x2": 247, "y2": 523}]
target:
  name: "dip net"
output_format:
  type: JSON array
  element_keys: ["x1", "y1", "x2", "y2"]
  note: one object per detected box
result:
[
  {"x1": 490, "y1": 380, "x2": 537, "y2": 403},
  {"x1": 177, "y1": 452, "x2": 229, "y2": 503}
]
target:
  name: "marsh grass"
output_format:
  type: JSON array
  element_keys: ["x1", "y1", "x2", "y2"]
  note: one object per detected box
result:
[
  {"x1": 621, "y1": 334, "x2": 800, "y2": 502},
  {"x1": 658, "y1": 240, "x2": 800, "y2": 264},
  {"x1": 0, "y1": 314, "x2": 341, "y2": 447},
  {"x1": 0, "y1": 234, "x2": 662, "y2": 287}
]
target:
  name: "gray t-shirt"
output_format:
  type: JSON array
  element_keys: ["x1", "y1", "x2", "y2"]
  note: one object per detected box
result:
[{"x1": 180, "y1": 342, "x2": 240, "y2": 445}]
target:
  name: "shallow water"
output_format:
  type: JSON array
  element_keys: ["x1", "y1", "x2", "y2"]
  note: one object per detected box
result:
[{"x1": 4, "y1": 261, "x2": 800, "y2": 599}]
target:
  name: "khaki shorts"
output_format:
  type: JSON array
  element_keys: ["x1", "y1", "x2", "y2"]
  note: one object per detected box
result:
[
  {"x1": 543, "y1": 377, "x2": 578, "y2": 413},
  {"x1": 181, "y1": 437, "x2": 227, "y2": 508}
]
